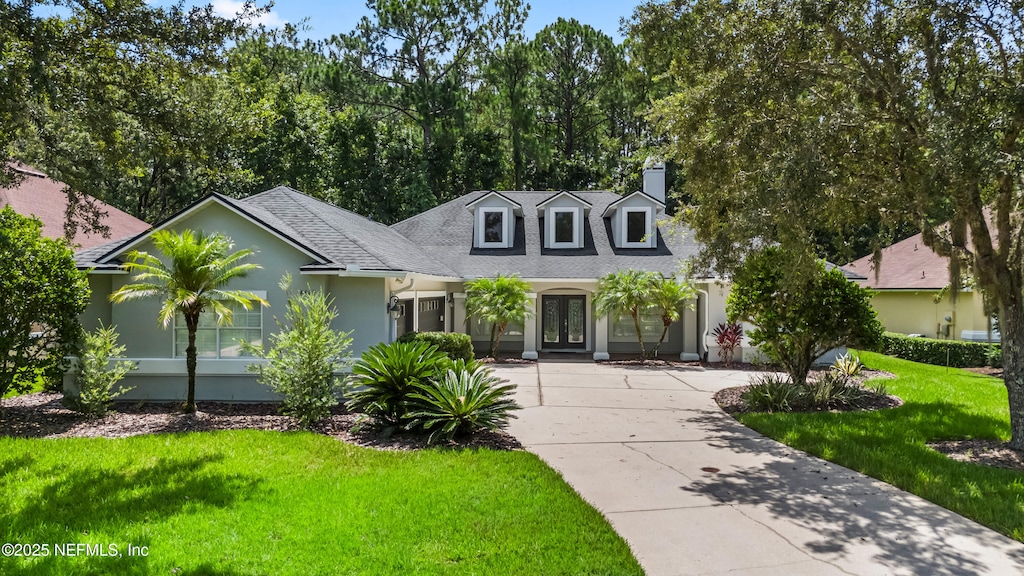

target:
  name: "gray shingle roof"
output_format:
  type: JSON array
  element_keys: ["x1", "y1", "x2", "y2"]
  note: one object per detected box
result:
[
  {"x1": 391, "y1": 190, "x2": 702, "y2": 278},
  {"x1": 230, "y1": 187, "x2": 457, "y2": 276}
]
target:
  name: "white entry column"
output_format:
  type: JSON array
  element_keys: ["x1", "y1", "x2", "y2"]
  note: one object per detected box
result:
[
  {"x1": 522, "y1": 292, "x2": 538, "y2": 360},
  {"x1": 594, "y1": 313, "x2": 609, "y2": 361}
]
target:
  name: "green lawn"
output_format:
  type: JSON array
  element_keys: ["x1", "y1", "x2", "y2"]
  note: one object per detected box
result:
[
  {"x1": 0, "y1": 431, "x2": 642, "y2": 576},
  {"x1": 736, "y1": 351, "x2": 1024, "y2": 540}
]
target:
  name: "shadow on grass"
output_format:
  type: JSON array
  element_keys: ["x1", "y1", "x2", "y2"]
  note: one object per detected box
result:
[
  {"x1": 1, "y1": 452, "x2": 263, "y2": 575},
  {"x1": 683, "y1": 402, "x2": 1024, "y2": 575}
]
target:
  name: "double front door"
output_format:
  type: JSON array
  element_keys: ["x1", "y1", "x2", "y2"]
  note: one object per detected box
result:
[{"x1": 541, "y1": 295, "x2": 586, "y2": 349}]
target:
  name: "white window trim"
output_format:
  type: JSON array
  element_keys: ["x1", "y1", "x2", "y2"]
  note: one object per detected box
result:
[
  {"x1": 621, "y1": 207, "x2": 653, "y2": 248},
  {"x1": 548, "y1": 207, "x2": 581, "y2": 249},
  {"x1": 171, "y1": 291, "x2": 266, "y2": 359},
  {"x1": 477, "y1": 207, "x2": 510, "y2": 248}
]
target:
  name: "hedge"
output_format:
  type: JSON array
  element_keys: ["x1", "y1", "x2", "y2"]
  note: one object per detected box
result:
[
  {"x1": 396, "y1": 331, "x2": 474, "y2": 362},
  {"x1": 880, "y1": 332, "x2": 1000, "y2": 368}
]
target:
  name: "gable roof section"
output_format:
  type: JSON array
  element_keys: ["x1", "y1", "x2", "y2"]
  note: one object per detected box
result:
[
  {"x1": 535, "y1": 191, "x2": 593, "y2": 215},
  {"x1": 95, "y1": 193, "x2": 330, "y2": 266},
  {"x1": 1, "y1": 164, "x2": 150, "y2": 249},
  {"x1": 464, "y1": 191, "x2": 523, "y2": 214},
  {"x1": 81, "y1": 187, "x2": 457, "y2": 277},
  {"x1": 392, "y1": 190, "x2": 703, "y2": 279},
  {"x1": 844, "y1": 233, "x2": 949, "y2": 289},
  {"x1": 601, "y1": 190, "x2": 666, "y2": 217}
]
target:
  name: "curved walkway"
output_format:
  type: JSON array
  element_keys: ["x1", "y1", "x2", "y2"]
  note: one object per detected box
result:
[{"x1": 499, "y1": 361, "x2": 1024, "y2": 576}]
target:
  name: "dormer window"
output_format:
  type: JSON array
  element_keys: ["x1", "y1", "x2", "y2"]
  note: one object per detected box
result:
[
  {"x1": 623, "y1": 207, "x2": 652, "y2": 247},
  {"x1": 550, "y1": 207, "x2": 579, "y2": 248},
  {"x1": 538, "y1": 191, "x2": 590, "y2": 250},
  {"x1": 602, "y1": 190, "x2": 664, "y2": 249},
  {"x1": 478, "y1": 207, "x2": 509, "y2": 247},
  {"x1": 466, "y1": 191, "x2": 521, "y2": 249}
]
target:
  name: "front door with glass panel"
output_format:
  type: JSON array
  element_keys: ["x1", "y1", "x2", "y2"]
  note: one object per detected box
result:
[{"x1": 541, "y1": 295, "x2": 586, "y2": 349}]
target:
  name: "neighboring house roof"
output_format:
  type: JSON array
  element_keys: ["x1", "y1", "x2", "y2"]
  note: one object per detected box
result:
[
  {"x1": 77, "y1": 186, "x2": 458, "y2": 277},
  {"x1": 844, "y1": 233, "x2": 948, "y2": 289},
  {"x1": 1, "y1": 164, "x2": 150, "y2": 249},
  {"x1": 391, "y1": 190, "x2": 703, "y2": 279}
]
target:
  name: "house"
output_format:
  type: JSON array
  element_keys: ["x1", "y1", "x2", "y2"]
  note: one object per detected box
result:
[
  {"x1": 844, "y1": 234, "x2": 993, "y2": 340},
  {"x1": 1, "y1": 164, "x2": 150, "y2": 248},
  {"x1": 68, "y1": 164, "x2": 844, "y2": 401}
]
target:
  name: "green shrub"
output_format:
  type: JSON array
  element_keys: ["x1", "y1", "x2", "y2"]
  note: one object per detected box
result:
[
  {"x1": 71, "y1": 324, "x2": 137, "y2": 416},
  {"x1": 245, "y1": 280, "x2": 353, "y2": 429},
  {"x1": 742, "y1": 373, "x2": 804, "y2": 413},
  {"x1": 406, "y1": 365, "x2": 521, "y2": 443},
  {"x1": 345, "y1": 341, "x2": 450, "y2": 427},
  {"x1": 728, "y1": 247, "x2": 883, "y2": 385},
  {"x1": 806, "y1": 371, "x2": 868, "y2": 409},
  {"x1": 988, "y1": 345, "x2": 1003, "y2": 368},
  {"x1": 397, "y1": 331, "x2": 474, "y2": 363},
  {"x1": 881, "y1": 332, "x2": 995, "y2": 368},
  {"x1": 830, "y1": 352, "x2": 864, "y2": 377}
]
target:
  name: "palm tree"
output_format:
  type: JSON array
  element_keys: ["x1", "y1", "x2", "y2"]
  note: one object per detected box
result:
[
  {"x1": 110, "y1": 230, "x2": 267, "y2": 412},
  {"x1": 465, "y1": 274, "x2": 533, "y2": 358},
  {"x1": 595, "y1": 269, "x2": 660, "y2": 360},
  {"x1": 650, "y1": 275, "x2": 697, "y2": 356}
]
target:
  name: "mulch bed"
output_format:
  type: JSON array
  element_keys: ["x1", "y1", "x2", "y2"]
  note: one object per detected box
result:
[
  {"x1": 0, "y1": 393, "x2": 521, "y2": 451},
  {"x1": 962, "y1": 366, "x2": 1004, "y2": 379},
  {"x1": 713, "y1": 369, "x2": 903, "y2": 414},
  {"x1": 928, "y1": 439, "x2": 1024, "y2": 472}
]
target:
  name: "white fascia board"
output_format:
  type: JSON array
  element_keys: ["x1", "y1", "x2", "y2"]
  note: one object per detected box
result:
[{"x1": 601, "y1": 190, "x2": 666, "y2": 218}]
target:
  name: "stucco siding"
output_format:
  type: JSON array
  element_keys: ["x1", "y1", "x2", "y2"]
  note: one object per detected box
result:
[
  {"x1": 870, "y1": 290, "x2": 990, "y2": 339},
  {"x1": 104, "y1": 202, "x2": 314, "y2": 359},
  {"x1": 81, "y1": 275, "x2": 113, "y2": 334},
  {"x1": 328, "y1": 275, "x2": 388, "y2": 355}
]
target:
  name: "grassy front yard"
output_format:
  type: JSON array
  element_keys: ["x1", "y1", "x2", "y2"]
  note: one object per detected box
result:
[
  {"x1": 736, "y1": 351, "x2": 1024, "y2": 541},
  {"x1": 0, "y1": 431, "x2": 642, "y2": 575}
]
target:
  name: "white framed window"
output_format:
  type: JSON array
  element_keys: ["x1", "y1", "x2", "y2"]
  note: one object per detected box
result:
[
  {"x1": 173, "y1": 294, "x2": 265, "y2": 358},
  {"x1": 610, "y1": 312, "x2": 664, "y2": 342},
  {"x1": 621, "y1": 207, "x2": 653, "y2": 248},
  {"x1": 547, "y1": 207, "x2": 580, "y2": 249},
  {"x1": 477, "y1": 207, "x2": 510, "y2": 248}
]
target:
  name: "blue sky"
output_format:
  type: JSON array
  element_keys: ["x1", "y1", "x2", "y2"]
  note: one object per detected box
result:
[{"x1": 212, "y1": 0, "x2": 636, "y2": 43}]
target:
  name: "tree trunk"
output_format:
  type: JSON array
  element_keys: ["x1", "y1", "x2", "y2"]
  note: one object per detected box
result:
[
  {"x1": 652, "y1": 316, "x2": 671, "y2": 356},
  {"x1": 489, "y1": 322, "x2": 499, "y2": 359},
  {"x1": 1002, "y1": 299, "x2": 1024, "y2": 450},
  {"x1": 185, "y1": 314, "x2": 198, "y2": 413},
  {"x1": 632, "y1": 311, "x2": 646, "y2": 360}
]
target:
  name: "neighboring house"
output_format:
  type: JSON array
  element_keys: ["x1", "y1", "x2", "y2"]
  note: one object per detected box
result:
[
  {"x1": 845, "y1": 234, "x2": 993, "y2": 340},
  {"x1": 1, "y1": 164, "x2": 150, "y2": 248},
  {"x1": 68, "y1": 164, "x2": 855, "y2": 401}
]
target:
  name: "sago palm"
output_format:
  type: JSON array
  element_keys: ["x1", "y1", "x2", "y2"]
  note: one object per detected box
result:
[
  {"x1": 595, "y1": 269, "x2": 659, "y2": 359},
  {"x1": 464, "y1": 274, "x2": 533, "y2": 358},
  {"x1": 110, "y1": 230, "x2": 267, "y2": 412}
]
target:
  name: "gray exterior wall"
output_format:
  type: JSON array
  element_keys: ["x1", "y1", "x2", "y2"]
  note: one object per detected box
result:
[
  {"x1": 327, "y1": 275, "x2": 388, "y2": 356},
  {"x1": 106, "y1": 202, "x2": 309, "y2": 359},
  {"x1": 81, "y1": 275, "x2": 113, "y2": 334},
  {"x1": 74, "y1": 201, "x2": 391, "y2": 401}
]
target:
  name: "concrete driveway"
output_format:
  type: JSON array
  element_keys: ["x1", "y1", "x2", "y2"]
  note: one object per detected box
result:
[{"x1": 498, "y1": 361, "x2": 1024, "y2": 576}]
